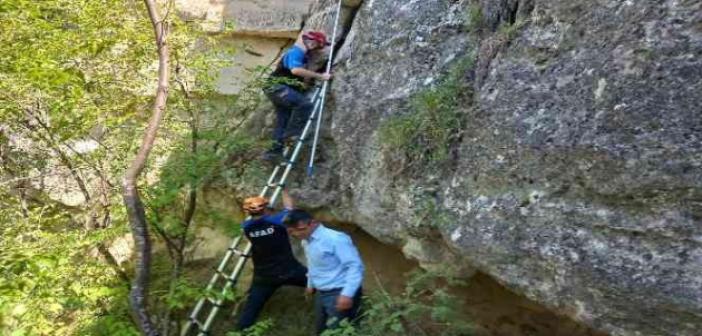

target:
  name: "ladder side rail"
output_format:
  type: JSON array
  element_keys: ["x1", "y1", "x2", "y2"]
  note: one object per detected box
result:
[
  {"x1": 198, "y1": 242, "x2": 252, "y2": 335},
  {"x1": 262, "y1": 85, "x2": 323, "y2": 192},
  {"x1": 308, "y1": 0, "x2": 343, "y2": 176},
  {"x1": 181, "y1": 235, "x2": 243, "y2": 335},
  {"x1": 268, "y1": 92, "x2": 324, "y2": 203}
]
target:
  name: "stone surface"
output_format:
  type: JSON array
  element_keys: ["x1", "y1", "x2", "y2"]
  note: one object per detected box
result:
[
  {"x1": 286, "y1": 0, "x2": 702, "y2": 335},
  {"x1": 176, "y1": 0, "x2": 315, "y2": 94},
  {"x1": 108, "y1": 234, "x2": 135, "y2": 266},
  {"x1": 176, "y1": 0, "x2": 313, "y2": 37},
  {"x1": 306, "y1": 0, "x2": 364, "y2": 43},
  {"x1": 222, "y1": 0, "x2": 310, "y2": 37},
  {"x1": 213, "y1": 36, "x2": 291, "y2": 94}
]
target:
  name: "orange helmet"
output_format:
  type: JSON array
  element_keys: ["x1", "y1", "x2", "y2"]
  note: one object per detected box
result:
[{"x1": 243, "y1": 196, "x2": 268, "y2": 215}]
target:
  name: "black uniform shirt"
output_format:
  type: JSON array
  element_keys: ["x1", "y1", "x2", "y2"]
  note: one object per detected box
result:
[{"x1": 241, "y1": 209, "x2": 302, "y2": 278}]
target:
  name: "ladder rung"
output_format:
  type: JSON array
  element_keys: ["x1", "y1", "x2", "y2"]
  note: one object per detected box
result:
[
  {"x1": 187, "y1": 317, "x2": 210, "y2": 335},
  {"x1": 206, "y1": 297, "x2": 225, "y2": 308},
  {"x1": 214, "y1": 268, "x2": 229, "y2": 279},
  {"x1": 189, "y1": 317, "x2": 203, "y2": 327},
  {"x1": 228, "y1": 247, "x2": 250, "y2": 257},
  {"x1": 214, "y1": 269, "x2": 239, "y2": 286}
]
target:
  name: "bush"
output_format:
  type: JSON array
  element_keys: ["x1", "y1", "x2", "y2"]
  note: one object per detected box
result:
[
  {"x1": 378, "y1": 56, "x2": 475, "y2": 171},
  {"x1": 465, "y1": 3, "x2": 485, "y2": 32},
  {"x1": 320, "y1": 269, "x2": 474, "y2": 336}
]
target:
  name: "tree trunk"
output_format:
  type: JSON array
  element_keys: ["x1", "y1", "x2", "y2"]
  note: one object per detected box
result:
[{"x1": 122, "y1": 1, "x2": 170, "y2": 335}]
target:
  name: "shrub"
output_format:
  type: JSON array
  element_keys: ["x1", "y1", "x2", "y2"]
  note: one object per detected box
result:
[
  {"x1": 379, "y1": 56, "x2": 475, "y2": 171},
  {"x1": 320, "y1": 269, "x2": 474, "y2": 336}
]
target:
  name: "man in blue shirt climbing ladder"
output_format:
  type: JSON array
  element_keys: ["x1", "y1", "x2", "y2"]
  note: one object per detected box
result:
[
  {"x1": 263, "y1": 31, "x2": 332, "y2": 160},
  {"x1": 283, "y1": 209, "x2": 365, "y2": 335},
  {"x1": 236, "y1": 190, "x2": 308, "y2": 330}
]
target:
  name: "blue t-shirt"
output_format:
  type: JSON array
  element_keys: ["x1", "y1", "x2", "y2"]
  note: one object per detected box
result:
[{"x1": 281, "y1": 45, "x2": 307, "y2": 70}]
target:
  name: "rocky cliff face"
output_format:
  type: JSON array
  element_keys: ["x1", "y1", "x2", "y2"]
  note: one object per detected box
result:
[{"x1": 289, "y1": 0, "x2": 702, "y2": 335}]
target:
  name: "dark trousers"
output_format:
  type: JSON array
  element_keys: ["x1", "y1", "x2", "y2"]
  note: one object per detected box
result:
[
  {"x1": 264, "y1": 84, "x2": 313, "y2": 150},
  {"x1": 236, "y1": 267, "x2": 307, "y2": 330},
  {"x1": 314, "y1": 287, "x2": 363, "y2": 335}
]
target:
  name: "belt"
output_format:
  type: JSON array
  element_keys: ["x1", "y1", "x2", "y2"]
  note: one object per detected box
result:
[{"x1": 317, "y1": 287, "x2": 343, "y2": 294}]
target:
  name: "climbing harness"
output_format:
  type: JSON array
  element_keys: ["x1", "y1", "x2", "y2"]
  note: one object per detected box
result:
[{"x1": 181, "y1": 1, "x2": 342, "y2": 331}]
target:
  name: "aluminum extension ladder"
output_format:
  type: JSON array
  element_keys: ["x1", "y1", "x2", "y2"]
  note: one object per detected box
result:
[{"x1": 180, "y1": 86, "x2": 326, "y2": 336}]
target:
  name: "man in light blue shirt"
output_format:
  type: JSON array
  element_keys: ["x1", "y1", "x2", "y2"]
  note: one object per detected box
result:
[{"x1": 283, "y1": 209, "x2": 364, "y2": 335}]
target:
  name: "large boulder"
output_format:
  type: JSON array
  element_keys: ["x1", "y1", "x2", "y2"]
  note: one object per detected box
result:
[{"x1": 293, "y1": 0, "x2": 702, "y2": 335}]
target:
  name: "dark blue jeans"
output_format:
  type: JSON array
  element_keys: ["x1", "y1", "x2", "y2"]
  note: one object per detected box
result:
[
  {"x1": 314, "y1": 287, "x2": 363, "y2": 335},
  {"x1": 236, "y1": 266, "x2": 307, "y2": 330},
  {"x1": 264, "y1": 84, "x2": 313, "y2": 149}
]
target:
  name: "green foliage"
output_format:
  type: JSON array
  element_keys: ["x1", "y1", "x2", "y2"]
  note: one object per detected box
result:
[
  {"x1": 465, "y1": 2, "x2": 485, "y2": 32},
  {"x1": 317, "y1": 269, "x2": 474, "y2": 336},
  {"x1": 226, "y1": 319, "x2": 274, "y2": 336},
  {"x1": 497, "y1": 20, "x2": 524, "y2": 41},
  {"x1": 224, "y1": 20, "x2": 237, "y2": 33},
  {"x1": 0, "y1": 0, "x2": 252, "y2": 334},
  {"x1": 413, "y1": 196, "x2": 454, "y2": 229},
  {"x1": 0, "y1": 193, "x2": 136, "y2": 335},
  {"x1": 379, "y1": 56, "x2": 475, "y2": 171},
  {"x1": 320, "y1": 320, "x2": 358, "y2": 336},
  {"x1": 0, "y1": 0, "x2": 155, "y2": 136},
  {"x1": 162, "y1": 279, "x2": 208, "y2": 310},
  {"x1": 145, "y1": 132, "x2": 256, "y2": 213},
  {"x1": 214, "y1": 269, "x2": 472, "y2": 336}
]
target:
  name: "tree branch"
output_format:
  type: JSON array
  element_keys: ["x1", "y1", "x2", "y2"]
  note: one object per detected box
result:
[
  {"x1": 121, "y1": 0, "x2": 170, "y2": 334},
  {"x1": 21, "y1": 113, "x2": 92, "y2": 202},
  {"x1": 27, "y1": 110, "x2": 115, "y2": 189},
  {"x1": 174, "y1": 72, "x2": 198, "y2": 254},
  {"x1": 150, "y1": 209, "x2": 181, "y2": 256}
]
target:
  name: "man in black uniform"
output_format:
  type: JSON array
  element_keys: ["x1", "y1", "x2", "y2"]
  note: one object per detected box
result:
[{"x1": 236, "y1": 190, "x2": 307, "y2": 330}]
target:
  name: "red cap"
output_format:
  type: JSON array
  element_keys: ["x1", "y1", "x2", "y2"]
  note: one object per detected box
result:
[{"x1": 302, "y1": 31, "x2": 331, "y2": 46}]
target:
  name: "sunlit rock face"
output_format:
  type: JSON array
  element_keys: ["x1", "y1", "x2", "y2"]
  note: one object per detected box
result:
[
  {"x1": 176, "y1": 0, "x2": 312, "y2": 36},
  {"x1": 175, "y1": 0, "x2": 316, "y2": 94}
]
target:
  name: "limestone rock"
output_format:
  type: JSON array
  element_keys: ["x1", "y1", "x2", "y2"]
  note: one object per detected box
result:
[
  {"x1": 176, "y1": 0, "x2": 313, "y2": 37},
  {"x1": 176, "y1": 0, "x2": 316, "y2": 94},
  {"x1": 213, "y1": 37, "x2": 291, "y2": 94}
]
